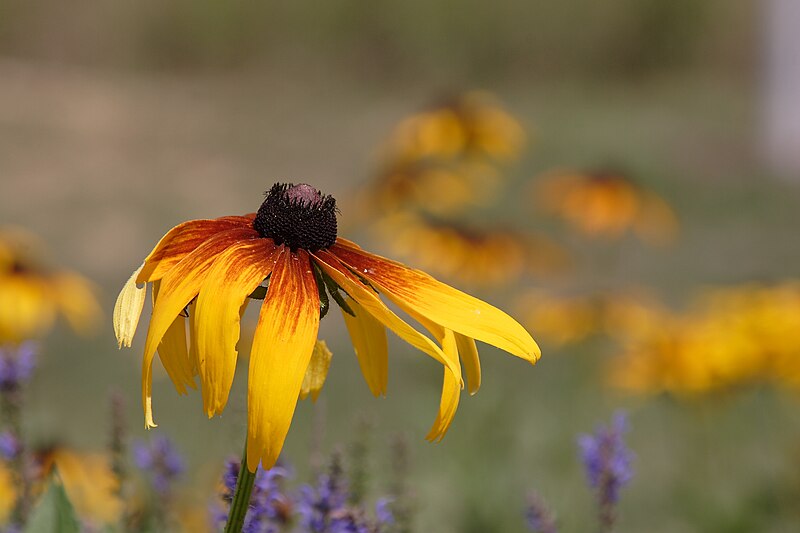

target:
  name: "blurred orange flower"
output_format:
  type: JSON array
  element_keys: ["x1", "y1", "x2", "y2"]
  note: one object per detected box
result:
[
  {"x1": 384, "y1": 91, "x2": 526, "y2": 164},
  {"x1": 375, "y1": 212, "x2": 569, "y2": 288},
  {"x1": 534, "y1": 169, "x2": 678, "y2": 244}
]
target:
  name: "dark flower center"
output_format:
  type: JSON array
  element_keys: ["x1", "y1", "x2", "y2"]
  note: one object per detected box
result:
[{"x1": 253, "y1": 183, "x2": 338, "y2": 251}]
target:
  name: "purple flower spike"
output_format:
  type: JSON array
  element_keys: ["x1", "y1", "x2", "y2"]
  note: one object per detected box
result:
[
  {"x1": 578, "y1": 412, "x2": 634, "y2": 531},
  {"x1": 214, "y1": 458, "x2": 292, "y2": 533},
  {"x1": 0, "y1": 343, "x2": 37, "y2": 391},
  {"x1": 0, "y1": 431, "x2": 20, "y2": 461},
  {"x1": 133, "y1": 434, "x2": 185, "y2": 496}
]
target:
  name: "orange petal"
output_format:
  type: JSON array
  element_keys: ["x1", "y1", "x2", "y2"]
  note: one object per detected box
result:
[
  {"x1": 138, "y1": 217, "x2": 258, "y2": 283},
  {"x1": 313, "y1": 250, "x2": 461, "y2": 384},
  {"x1": 195, "y1": 239, "x2": 277, "y2": 417},
  {"x1": 341, "y1": 297, "x2": 388, "y2": 397},
  {"x1": 332, "y1": 243, "x2": 540, "y2": 362},
  {"x1": 246, "y1": 248, "x2": 320, "y2": 471},
  {"x1": 141, "y1": 227, "x2": 257, "y2": 429}
]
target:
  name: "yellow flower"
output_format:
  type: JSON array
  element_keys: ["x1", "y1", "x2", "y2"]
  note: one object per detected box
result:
[
  {"x1": 608, "y1": 282, "x2": 800, "y2": 395},
  {"x1": 515, "y1": 291, "x2": 602, "y2": 347},
  {"x1": 0, "y1": 228, "x2": 101, "y2": 343},
  {"x1": 386, "y1": 91, "x2": 526, "y2": 164},
  {"x1": 534, "y1": 169, "x2": 678, "y2": 244},
  {"x1": 0, "y1": 462, "x2": 14, "y2": 525},
  {"x1": 376, "y1": 212, "x2": 568, "y2": 288},
  {"x1": 115, "y1": 183, "x2": 540, "y2": 471},
  {"x1": 368, "y1": 160, "x2": 502, "y2": 218}
]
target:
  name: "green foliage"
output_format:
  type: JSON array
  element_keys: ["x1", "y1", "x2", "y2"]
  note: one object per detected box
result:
[{"x1": 24, "y1": 472, "x2": 80, "y2": 533}]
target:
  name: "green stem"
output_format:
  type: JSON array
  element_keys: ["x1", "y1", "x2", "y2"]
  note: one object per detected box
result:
[{"x1": 224, "y1": 440, "x2": 257, "y2": 533}]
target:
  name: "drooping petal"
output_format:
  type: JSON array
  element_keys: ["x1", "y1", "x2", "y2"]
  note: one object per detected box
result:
[
  {"x1": 151, "y1": 281, "x2": 195, "y2": 395},
  {"x1": 137, "y1": 217, "x2": 258, "y2": 284},
  {"x1": 141, "y1": 227, "x2": 257, "y2": 429},
  {"x1": 313, "y1": 250, "x2": 461, "y2": 384},
  {"x1": 247, "y1": 248, "x2": 320, "y2": 471},
  {"x1": 341, "y1": 296, "x2": 388, "y2": 397},
  {"x1": 426, "y1": 329, "x2": 461, "y2": 442},
  {"x1": 114, "y1": 263, "x2": 146, "y2": 348},
  {"x1": 300, "y1": 340, "x2": 334, "y2": 402},
  {"x1": 194, "y1": 239, "x2": 277, "y2": 417},
  {"x1": 455, "y1": 333, "x2": 481, "y2": 395},
  {"x1": 331, "y1": 242, "x2": 540, "y2": 362},
  {"x1": 187, "y1": 300, "x2": 199, "y2": 376}
]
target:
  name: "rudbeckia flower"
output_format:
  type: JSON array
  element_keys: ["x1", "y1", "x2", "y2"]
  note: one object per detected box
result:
[
  {"x1": 115, "y1": 183, "x2": 540, "y2": 471},
  {"x1": 0, "y1": 228, "x2": 101, "y2": 343},
  {"x1": 534, "y1": 169, "x2": 678, "y2": 244},
  {"x1": 385, "y1": 91, "x2": 526, "y2": 163},
  {"x1": 375, "y1": 212, "x2": 568, "y2": 288}
]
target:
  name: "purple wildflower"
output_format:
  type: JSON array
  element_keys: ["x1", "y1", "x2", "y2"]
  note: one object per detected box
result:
[
  {"x1": 297, "y1": 456, "x2": 392, "y2": 533},
  {"x1": 0, "y1": 343, "x2": 37, "y2": 391},
  {"x1": 133, "y1": 434, "x2": 185, "y2": 496},
  {"x1": 0, "y1": 431, "x2": 20, "y2": 461},
  {"x1": 214, "y1": 458, "x2": 293, "y2": 533},
  {"x1": 374, "y1": 498, "x2": 394, "y2": 527},
  {"x1": 578, "y1": 412, "x2": 634, "y2": 531},
  {"x1": 525, "y1": 491, "x2": 557, "y2": 533}
]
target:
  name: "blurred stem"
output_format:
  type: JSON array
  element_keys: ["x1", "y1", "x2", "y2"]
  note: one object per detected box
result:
[
  {"x1": 2, "y1": 386, "x2": 30, "y2": 527},
  {"x1": 224, "y1": 439, "x2": 256, "y2": 533}
]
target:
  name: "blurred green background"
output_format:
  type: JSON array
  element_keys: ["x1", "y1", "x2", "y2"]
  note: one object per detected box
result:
[{"x1": 2, "y1": 1, "x2": 800, "y2": 531}]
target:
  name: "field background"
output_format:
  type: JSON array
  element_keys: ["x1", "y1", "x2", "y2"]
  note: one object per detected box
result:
[{"x1": 2, "y1": 1, "x2": 800, "y2": 531}]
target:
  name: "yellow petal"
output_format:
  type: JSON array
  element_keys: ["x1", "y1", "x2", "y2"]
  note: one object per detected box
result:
[
  {"x1": 455, "y1": 333, "x2": 481, "y2": 395},
  {"x1": 247, "y1": 248, "x2": 320, "y2": 471},
  {"x1": 313, "y1": 250, "x2": 461, "y2": 385},
  {"x1": 151, "y1": 281, "x2": 195, "y2": 395},
  {"x1": 300, "y1": 340, "x2": 334, "y2": 402},
  {"x1": 332, "y1": 243, "x2": 540, "y2": 362},
  {"x1": 114, "y1": 263, "x2": 146, "y2": 348},
  {"x1": 195, "y1": 240, "x2": 277, "y2": 417},
  {"x1": 142, "y1": 228, "x2": 257, "y2": 429},
  {"x1": 188, "y1": 300, "x2": 199, "y2": 376},
  {"x1": 426, "y1": 331, "x2": 461, "y2": 442},
  {"x1": 341, "y1": 297, "x2": 388, "y2": 397}
]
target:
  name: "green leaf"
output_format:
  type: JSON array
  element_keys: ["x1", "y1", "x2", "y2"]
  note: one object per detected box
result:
[{"x1": 25, "y1": 471, "x2": 80, "y2": 533}]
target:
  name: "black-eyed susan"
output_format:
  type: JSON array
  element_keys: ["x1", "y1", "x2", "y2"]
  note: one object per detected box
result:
[
  {"x1": 115, "y1": 183, "x2": 540, "y2": 475},
  {"x1": 0, "y1": 228, "x2": 100, "y2": 343},
  {"x1": 375, "y1": 212, "x2": 569, "y2": 288},
  {"x1": 534, "y1": 169, "x2": 678, "y2": 244},
  {"x1": 367, "y1": 159, "x2": 502, "y2": 218},
  {"x1": 385, "y1": 91, "x2": 526, "y2": 164},
  {"x1": 515, "y1": 290, "x2": 602, "y2": 348}
]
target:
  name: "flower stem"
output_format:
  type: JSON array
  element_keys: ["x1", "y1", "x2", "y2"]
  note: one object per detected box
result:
[{"x1": 224, "y1": 440, "x2": 257, "y2": 533}]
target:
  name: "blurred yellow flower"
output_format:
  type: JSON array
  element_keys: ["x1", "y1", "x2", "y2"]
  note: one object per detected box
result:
[
  {"x1": 0, "y1": 462, "x2": 14, "y2": 525},
  {"x1": 374, "y1": 212, "x2": 568, "y2": 288},
  {"x1": 115, "y1": 183, "x2": 540, "y2": 471},
  {"x1": 369, "y1": 160, "x2": 502, "y2": 217},
  {"x1": 40, "y1": 449, "x2": 123, "y2": 526},
  {"x1": 534, "y1": 169, "x2": 678, "y2": 244},
  {"x1": 609, "y1": 282, "x2": 800, "y2": 395},
  {"x1": 385, "y1": 91, "x2": 526, "y2": 164},
  {"x1": 516, "y1": 291, "x2": 602, "y2": 347},
  {"x1": 0, "y1": 228, "x2": 101, "y2": 343}
]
